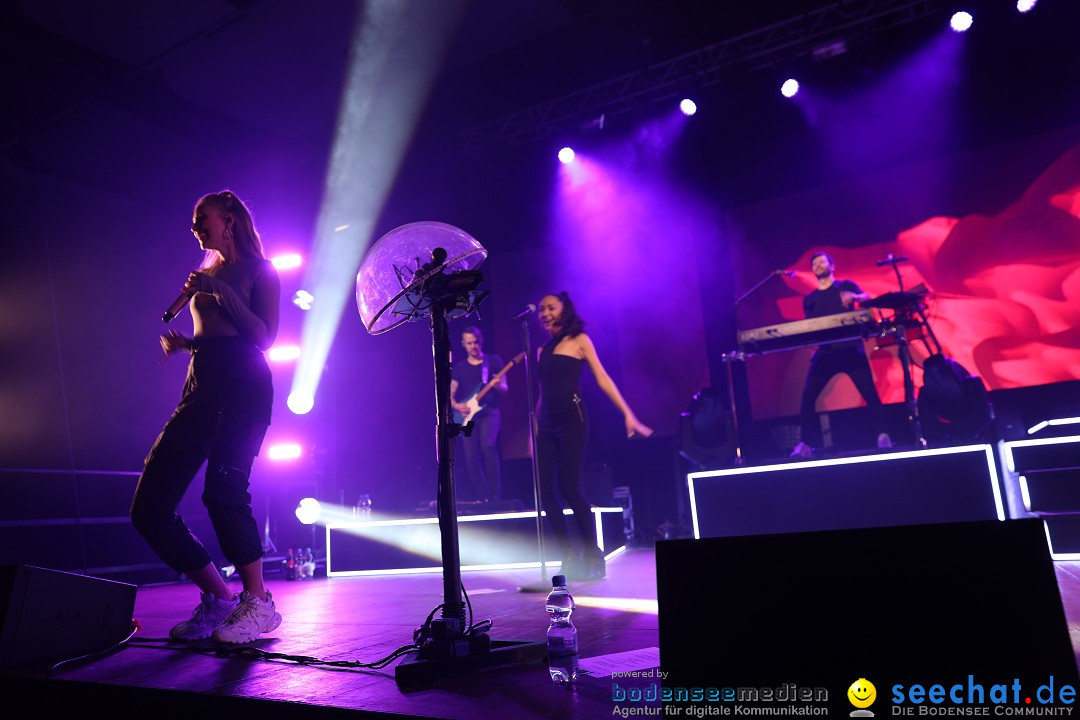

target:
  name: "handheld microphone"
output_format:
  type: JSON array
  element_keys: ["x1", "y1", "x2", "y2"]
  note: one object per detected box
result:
[
  {"x1": 876, "y1": 253, "x2": 909, "y2": 267},
  {"x1": 163, "y1": 291, "x2": 193, "y2": 323},
  {"x1": 163, "y1": 258, "x2": 204, "y2": 323},
  {"x1": 512, "y1": 303, "x2": 537, "y2": 321},
  {"x1": 774, "y1": 269, "x2": 797, "y2": 277}
]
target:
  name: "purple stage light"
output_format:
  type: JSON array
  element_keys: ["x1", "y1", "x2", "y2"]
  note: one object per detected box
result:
[
  {"x1": 558, "y1": 147, "x2": 575, "y2": 164},
  {"x1": 950, "y1": 11, "x2": 973, "y2": 32},
  {"x1": 270, "y1": 253, "x2": 303, "y2": 270},
  {"x1": 1016, "y1": 0, "x2": 1036, "y2": 12},
  {"x1": 551, "y1": 153, "x2": 715, "y2": 436},
  {"x1": 679, "y1": 99, "x2": 697, "y2": 116},
  {"x1": 268, "y1": 345, "x2": 301, "y2": 362},
  {"x1": 781, "y1": 78, "x2": 800, "y2": 98},
  {"x1": 268, "y1": 442, "x2": 303, "y2": 461}
]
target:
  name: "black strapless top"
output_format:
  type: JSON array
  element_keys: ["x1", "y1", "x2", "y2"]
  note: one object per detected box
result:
[{"x1": 537, "y1": 337, "x2": 584, "y2": 425}]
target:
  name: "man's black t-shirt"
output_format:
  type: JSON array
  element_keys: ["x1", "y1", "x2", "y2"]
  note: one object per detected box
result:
[
  {"x1": 452, "y1": 355, "x2": 504, "y2": 411},
  {"x1": 803, "y1": 280, "x2": 865, "y2": 354}
]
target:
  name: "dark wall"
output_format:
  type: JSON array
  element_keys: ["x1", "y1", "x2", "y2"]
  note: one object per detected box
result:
[{"x1": 3, "y1": 0, "x2": 1080, "y2": 577}]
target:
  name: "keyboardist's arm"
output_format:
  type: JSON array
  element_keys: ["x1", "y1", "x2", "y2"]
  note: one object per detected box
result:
[
  {"x1": 839, "y1": 280, "x2": 871, "y2": 309},
  {"x1": 844, "y1": 290, "x2": 871, "y2": 307}
]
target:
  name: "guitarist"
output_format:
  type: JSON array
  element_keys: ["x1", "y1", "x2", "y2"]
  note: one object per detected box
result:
[{"x1": 450, "y1": 326, "x2": 507, "y2": 502}]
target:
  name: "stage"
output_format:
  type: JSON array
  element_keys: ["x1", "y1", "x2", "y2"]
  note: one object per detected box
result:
[
  {"x1": 1, "y1": 548, "x2": 659, "y2": 719},
  {"x1": 5, "y1": 541, "x2": 1080, "y2": 719}
]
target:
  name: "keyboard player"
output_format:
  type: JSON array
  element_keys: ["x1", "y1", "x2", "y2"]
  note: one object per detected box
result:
[{"x1": 791, "y1": 251, "x2": 890, "y2": 458}]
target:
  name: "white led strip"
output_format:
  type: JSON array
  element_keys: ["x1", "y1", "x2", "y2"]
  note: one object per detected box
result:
[
  {"x1": 1001, "y1": 434, "x2": 1080, "y2": 560},
  {"x1": 1026, "y1": 417, "x2": 1080, "y2": 435},
  {"x1": 325, "y1": 507, "x2": 624, "y2": 577},
  {"x1": 688, "y1": 444, "x2": 1004, "y2": 539}
]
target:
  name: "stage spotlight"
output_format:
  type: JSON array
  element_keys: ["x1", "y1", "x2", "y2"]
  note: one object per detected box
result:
[
  {"x1": 1016, "y1": 0, "x2": 1036, "y2": 12},
  {"x1": 679, "y1": 99, "x2": 697, "y2": 116},
  {"x1": 917, "y1": 354, "x2": 994, "y2": 445},
  {"x1": 780, "y1": 79, "x2": 800, "y2": 98},
  {"x1": 268, "y1": 442, "x2": 303, "y2": 461},
  {"x1": 950, "y1": 11, "x2": 973, "y2": 32},
  {"x1": 678, "y1": 387, "x2": 736, "y2": 470},
  {"x1": 292, "y1": 290, "x2": 314, "y2": 311},
  {"x1": 270, "y1": 253, "x2": 303, "y2": 270},
  {"x1": 287, "y1": 391, "x2": 314, "y2": 415},
  {"x1": 295, "y1": 498, "x2": 322, "y2": 525},
  {"x1": 268, "y1": 345, "x2": 301, "y2": 362},
  {"x1": 558, "y1": 147, "x2": 576, "y2": 164}
]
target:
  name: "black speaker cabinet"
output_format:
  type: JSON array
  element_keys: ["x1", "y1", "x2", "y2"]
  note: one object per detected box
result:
[
  {"x1": 657, "y1": 519, "x2": 1079, "y2": 711},
  {"x1": 0, "y1": 565, "x2": 137, "y2": 670}
]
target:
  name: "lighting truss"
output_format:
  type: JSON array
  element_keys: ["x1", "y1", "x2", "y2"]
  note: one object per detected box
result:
[{"x1": 461, "y1": 0, "x2": 947, "y2": 153}]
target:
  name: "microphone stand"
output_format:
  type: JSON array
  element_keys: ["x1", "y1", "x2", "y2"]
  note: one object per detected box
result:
[
  {"x1": 394, "y1": 274, "x2": 546, "y2": 684},
  {"x1": 721, "y1": 271, "x2": 789, "y2": 465},
  {"x1": 737, "y1": 271, "x2": 785, "y2": 308},
  {"x1": 515, "y1": 315, "x2": 550, "y2": 593},
  {"x1": 879, "y1": 255, "x2": 906, "y2": 293},
  {"x1": 876, "y1": 254, "x2": 929, "y2": 446}
]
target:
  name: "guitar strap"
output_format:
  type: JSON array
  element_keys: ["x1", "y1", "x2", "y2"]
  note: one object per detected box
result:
[{"x1": 481, "y1": 356, "x2": 489, "y2": 385}]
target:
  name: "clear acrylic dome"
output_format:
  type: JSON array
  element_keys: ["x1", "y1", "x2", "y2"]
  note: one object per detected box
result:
[{"x1": 356, "y1": 221, "x2": 487, "y2": 334}]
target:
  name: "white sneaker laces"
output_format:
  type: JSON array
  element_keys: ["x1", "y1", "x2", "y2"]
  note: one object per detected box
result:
[{"x1": 222, "y1": 595, "x2": 260, "y2": 626}]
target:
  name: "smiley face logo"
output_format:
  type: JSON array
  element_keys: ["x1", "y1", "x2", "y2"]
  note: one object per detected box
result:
[{"x1": 848, "y1": 678, "x2": 877, "y2": 709}]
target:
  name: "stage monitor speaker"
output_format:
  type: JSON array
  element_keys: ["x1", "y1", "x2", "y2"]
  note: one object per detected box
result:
[
  {"x1": 0, "y1": 565, "x2": 137, "y2": 670},
  {"x1": 657, "y1": 519, "x2": 1079, "y2": 711}
]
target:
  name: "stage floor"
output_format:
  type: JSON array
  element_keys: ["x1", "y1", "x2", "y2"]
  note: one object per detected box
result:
[{"x1": 5, "y1": 548, "x2": 1080, "y2": 719}]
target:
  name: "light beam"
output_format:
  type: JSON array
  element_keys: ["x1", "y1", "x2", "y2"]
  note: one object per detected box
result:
[{"x1": 290, "y1": 0, "x2": 464, "y2": 412}]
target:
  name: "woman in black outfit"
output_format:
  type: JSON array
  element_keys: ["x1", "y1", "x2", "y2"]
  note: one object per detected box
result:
[
  {"x1": 130, "y1": 190, "x2": 282, "y2": 644},
  {"x1": 535, "y1": 292, "x2": 652, "y2": 581}
]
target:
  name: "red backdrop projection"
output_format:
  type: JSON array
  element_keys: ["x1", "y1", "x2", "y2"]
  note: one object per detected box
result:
[{"x1": 748, "y1": 142, "x2": 1080, "y2": 417}]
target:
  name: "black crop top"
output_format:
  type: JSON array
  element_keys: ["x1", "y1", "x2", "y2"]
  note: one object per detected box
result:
[{"x1": 537, "y1": 337, "x2": 584, "y2": 424}]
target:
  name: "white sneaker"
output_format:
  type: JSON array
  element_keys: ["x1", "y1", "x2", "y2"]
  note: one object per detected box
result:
[
  {"x1": 211, "y1": 590, "x2": 282, "y2": 644},
  {"x1": 169, "y1": 592, "x2": 238, "y2": 641},
  {"x1": 877, "y1": 433, "x2": 893, "y2": 449}
]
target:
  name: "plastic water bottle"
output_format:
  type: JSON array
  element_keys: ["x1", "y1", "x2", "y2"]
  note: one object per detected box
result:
[
  {"x1": 299, "y1": 548, "x2": 315, "y2": 579},
  {"x1": 283, "y1": 548, "x2": 297, "y2": 581},
  {"x1": 546, "y1": 574, "x2": 579, "y2": 685},
  {"x1": 354, "y1": 494, "x2": 372, "y2": 520}
]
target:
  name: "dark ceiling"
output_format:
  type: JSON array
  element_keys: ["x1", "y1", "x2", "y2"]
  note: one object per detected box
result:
[
  {"x1": 3, "y1": 0, "x2": 1077, "y2": 208},
  {"x1": 0, "y1": 0, "x2": 853, "y2": 159}
]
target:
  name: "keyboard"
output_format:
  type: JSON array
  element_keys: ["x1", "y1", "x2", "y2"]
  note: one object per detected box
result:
[{"x1": 737, "y1": 309, "x2": 878, "y2": 355}]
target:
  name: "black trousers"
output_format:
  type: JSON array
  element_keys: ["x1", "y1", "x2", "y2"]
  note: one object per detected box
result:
[
  {"x1": 536, "y1": 403, "x2": 601, "y2": 562},
  {"x1": 130, "y1": 337, "x2": 272, "y2": 574},
  {"x1": 798, "y1": 348, "x2": 882, "y2": 449},
  {"x1": 460, "y1": 409, "x2": 501, "y2": 501}
]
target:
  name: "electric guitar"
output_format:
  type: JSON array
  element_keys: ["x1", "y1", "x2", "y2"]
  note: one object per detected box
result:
[{"x1": 453, "y1": 352, "x2": 526, "y2": 425}]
